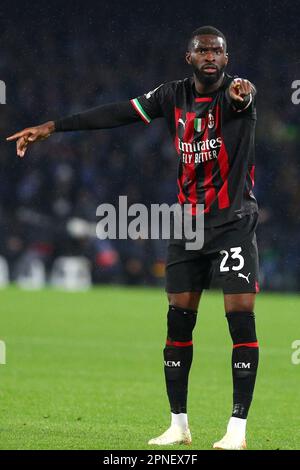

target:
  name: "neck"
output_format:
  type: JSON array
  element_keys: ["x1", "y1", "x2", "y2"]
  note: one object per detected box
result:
[{"x1": 194, "y1": 72, "x2": 225, "y2": 94}]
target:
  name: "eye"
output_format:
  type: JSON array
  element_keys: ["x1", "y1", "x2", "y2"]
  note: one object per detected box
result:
[{"x1": 216, "y1": 50, "x2": 222, "y2": 55}]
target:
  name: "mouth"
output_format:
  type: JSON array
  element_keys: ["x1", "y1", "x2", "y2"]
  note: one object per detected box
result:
[{"x1": 202, "y1": 65, "x2": 218, "y2": 74}]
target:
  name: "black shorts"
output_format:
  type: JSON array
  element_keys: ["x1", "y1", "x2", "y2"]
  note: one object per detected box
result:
[{"x1": 166, "y1": 213, "x2": 259, "y2": 294}]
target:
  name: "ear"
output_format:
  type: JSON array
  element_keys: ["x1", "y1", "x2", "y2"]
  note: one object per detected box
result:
[
  {"x1": 225, "y1": 52, "x2": 229, "y2": 66},
  {"x1": 185, "y1": 51, "x2": 192, "y2": 65}
]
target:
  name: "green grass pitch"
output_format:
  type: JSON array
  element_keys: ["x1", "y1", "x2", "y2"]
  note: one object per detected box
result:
[{"x1": 0, "y1": 286, "x2": 299, "y2": 450}]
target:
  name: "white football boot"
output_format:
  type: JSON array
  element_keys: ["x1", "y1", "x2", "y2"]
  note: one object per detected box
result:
[
  {"x1": 213, "y1": 433, "x2": 246, "y2": 450},
  {"x1": 148, "y1": 426, "x2": 192, "y2": 446},
  {"x1": 213, "y1": 417, "x2": 247, "y2": 450}
]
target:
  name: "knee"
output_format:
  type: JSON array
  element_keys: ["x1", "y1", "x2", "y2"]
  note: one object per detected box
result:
[
  {"x1": 167, "y1": 292, "x2": 201, "y2": 311},
  {"x1": 226, "y1": 311, "x2": 258, "y2": 343},
  {"x1": 167, "y1": 305, "x2": 197, "y2": 342},
  {"x1": 225, "y1": 294, "x2": 256, "y2": 313}
]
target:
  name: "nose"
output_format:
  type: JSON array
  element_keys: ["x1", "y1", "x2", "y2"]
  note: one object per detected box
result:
[{"x1": 205, "y1": 51, "x2": 215, "y2": 62}]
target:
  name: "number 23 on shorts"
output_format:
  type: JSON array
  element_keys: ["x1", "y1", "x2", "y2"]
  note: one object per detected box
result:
[{"x1": 219, "y1": 247, "x2": 244, "y2": 272}]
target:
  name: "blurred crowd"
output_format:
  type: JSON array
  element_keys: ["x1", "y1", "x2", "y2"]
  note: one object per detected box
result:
[{"x1": 0, "y1": 3, "x2": 299, "y2": 290}]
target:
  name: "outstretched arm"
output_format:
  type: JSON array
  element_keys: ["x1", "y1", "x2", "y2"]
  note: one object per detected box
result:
[{"x1": 6, "y1": 100, "x2": 141, "y2": 157}]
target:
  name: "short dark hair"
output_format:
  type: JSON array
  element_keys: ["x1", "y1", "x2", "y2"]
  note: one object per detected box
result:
[{"x1": 188, "y1": 26, "x2": 227, "y2": 51}]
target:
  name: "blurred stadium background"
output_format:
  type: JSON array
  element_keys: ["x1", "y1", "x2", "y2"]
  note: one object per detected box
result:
[
  {"x1": 0, "y1": 0, "x2": 299, "y2": 292},
  {"x1": 0, "y1": 0, "x2": 299, "y2": 452}
]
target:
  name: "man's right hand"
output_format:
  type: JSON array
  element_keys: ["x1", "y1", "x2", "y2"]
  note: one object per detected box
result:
[{"x1": 6, "y1": 121, "x2": 55, "y2": 157}]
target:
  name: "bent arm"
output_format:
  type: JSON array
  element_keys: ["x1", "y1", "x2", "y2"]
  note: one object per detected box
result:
[
  {"x1": 226, "y1": 78, "x2": 256, "y2": 112},
  {"x1": 54, "y1": 100, "x2": 141, "y2": 131}
]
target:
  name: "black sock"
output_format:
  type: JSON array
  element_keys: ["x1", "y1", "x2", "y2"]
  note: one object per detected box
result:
[
  {"x1": 163, "y1": 305, "x2": 197, "y2": 414},
  {"x1": 226, "y1": 311, "x2": 259, "y2": 419},
  {"x1": 164, "y1": 345, "x2": 193, "y2": 414}
]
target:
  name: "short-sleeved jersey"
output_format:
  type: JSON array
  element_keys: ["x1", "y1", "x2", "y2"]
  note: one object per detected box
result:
[{"x1": 130, "y1": 74, "x2": 258, "y2": 228}]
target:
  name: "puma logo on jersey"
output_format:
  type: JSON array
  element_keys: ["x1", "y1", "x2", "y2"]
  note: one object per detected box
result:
[
  {"x1": 178, "y1": 118, "x2": 186, "y2": 129},
  {"x1": 238, "y1": 272, "x2": 251, "y2": 283}
]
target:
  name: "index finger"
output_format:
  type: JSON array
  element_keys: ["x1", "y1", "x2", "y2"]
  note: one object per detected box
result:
[{"x1": 6, "y1": 130, "x2": 30, "y2": 141}]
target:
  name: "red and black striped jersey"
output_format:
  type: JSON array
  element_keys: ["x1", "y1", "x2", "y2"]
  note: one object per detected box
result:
[{"x1": 130, "y1": 74, "x2": 258, "y2": 227}]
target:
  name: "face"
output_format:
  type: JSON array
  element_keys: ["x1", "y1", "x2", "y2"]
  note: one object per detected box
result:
[{"x1": 186, "y1": 34, "x2": 228, "y2": 85}]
